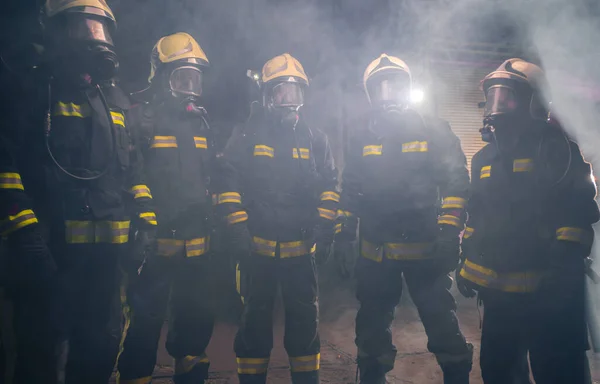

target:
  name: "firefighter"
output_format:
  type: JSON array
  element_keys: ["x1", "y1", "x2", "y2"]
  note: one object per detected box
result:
[
  {"x1": 336, "y1": 54, "x2": 473, "y2": 384},
  {"x1": 0, "y1": 1, "x2": 157, "y2": 383},
  {"x1": 116, "y1": 32, "x2": 216, "y2": 384},
  {"x1": 217, "y1": 53, "x2": 337, "y2": 384},
  {"x1": 456, "y1": 58, "x2": 599, "y2": 384}
]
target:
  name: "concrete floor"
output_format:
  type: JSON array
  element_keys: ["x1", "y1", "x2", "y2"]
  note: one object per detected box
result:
[{"x1": 112, "y1": 263, "x2": 600, "y2": 384}]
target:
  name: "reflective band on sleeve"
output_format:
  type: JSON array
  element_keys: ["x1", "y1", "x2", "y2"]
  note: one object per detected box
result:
[
  {"x1": 218, "y1": 192, "x2": 242, "y2": 204},
  {"x1": 363, "y1": 145, "x2": 382, "y2": 156},
  {"x1": 334, "y1": 223, "x2": 342, "y2": 234},
  {"x1": 280, "y1": 241, "x2": 315, "y2": 258},
  {"x1": 151, "y1": 136, "x2": 178, "y2": 148},
  {"x1": 139, "y1": 212, "x2": 158, "y2": 226},
  {"x1": 186, "y1": 236, "x2": 210, "y2": 257},
  {"x1": 110, "y1": 111, "x2": 125, "y2": 127},
  {"x1": 254, "y1": 145, "x2": 275, "y2": 158},
  {"x1": 480, "y1": 166, "x2": 491, "y2": 179},
  {"x1": 361, "y1": 240, "x2": 383, "y2": 262},
  {"x1": 438, "y1": 214, "x2": 462, "y2": 228},
  {"x1": 441, "y1": 196, "x2": 467, "y2": 209},
  {"x1": 117, "y1": 377, "x2": 152, "y2": 384},
  {"x1": 292, "y1": 148, "x2": 310, "y2": 159},
  {"x1": 1, "y1": 209, "x2": 38, "y2": 236},
  {"x1": 130, "y1": 184, "x2": 152, "y2": 199},
  {"x1": 53, "y1": 102, "x2": 90, "y2": 118},
  {"x1": 337, "y1": 209, "x2": 353, "y2": 218},
  {"x1": 253, "y1": 237, "x2": 277, "y2": 257},
  {"x1": 320, "y1": 191, "x2": 340, "y2": 202},
  {"x1": 157, "y1": 239, "x2": 185, "y2": 257},
  {"x1": 463, "y1": 226, "x2": 475, "y2": 239},
  {"x1": 237, "y1": 357, "x2": 270, "y2": 375},
  {"x1": 227, "y1": 211, "x2": 248, "y2": 225},
  {"x1": 384, "y1": 242, "x2": 434, "y2": 260},
  {"x1": 318, "y1": 208, "x2": 336, "y2": 221},
  {"x1": 459, "y1": 259, "x2": 542, "y2": 293},
  {"x1": 289, "y1": 353, "x2": 320, "y2": 373},
  {"x1": 65, "y1": 220, "x2": 130, "y2": 244},
  {"x1": 0, "y1": 172, "x2": 24, "y2": 190},
  {"x1": 194, "y1": 136, "x2": 208, "y2": 149},
  {"x1": 175, "y1": 354, "x2": 210, "y2": 375},
  {"x1": 402, "y1": 141, "x2": 428, "y2": 153},
  {"x1": 556, "y1": 227, "x2": 593, "y2": 245},
  {"x1": 513, "y1": 158, "x2": 534, "y2": 173}
]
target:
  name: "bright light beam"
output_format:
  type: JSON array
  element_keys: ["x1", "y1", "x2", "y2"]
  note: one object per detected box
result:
[{"x1": 411, "y1": 88, "x2": 425, "y2": 104}]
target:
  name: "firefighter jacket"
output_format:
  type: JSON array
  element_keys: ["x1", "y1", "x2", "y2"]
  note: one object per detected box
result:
[
  {"x1": 216, "y1": 113, "x2": 338, "y2": 254},
  {"x1": 130, "y1": 103, "x2": 214, "y2": 250},
  {"x1": 460, "y1": 124, "x2": 600, "y2": 293},
  {"x1": 339, "y1": 111, "x2": 469, "y2": 261},
  {"x1": 0, "y1": 77, "x2": 156, "y2": 245}
]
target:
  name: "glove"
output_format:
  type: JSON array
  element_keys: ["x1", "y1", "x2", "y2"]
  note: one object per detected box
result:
[
  {"x1": 228, "y1": 223, "x2": 251, "y2": 269},
  {"x1": 455, "y1": 260, "x2": 477, "y2": 298},
  {"x1": 126, "y1": 228, "x2": 156, "y2": 274},
  {"x1": 7, "y1": 224, "x2": 57, "y2": 285},
  {"x1": 433, "y1": 226, "x2": 461, "y2": 275},
  {"x1": 336, "y1": 215, "x2": 358, "y2": 243},
  {"x1": 315, "y1": 242, "x2": 332, "y2": 266},
  {"x1": 314, "y1": 218, "x2": 335, "y2": 245}
]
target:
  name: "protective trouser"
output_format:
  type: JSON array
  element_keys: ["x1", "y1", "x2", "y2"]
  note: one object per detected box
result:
[
  {"x1": 235, "y1": 246, "x2": 320, "y2": 384},
  {"x1": 480, "y1": 275, "x2": 587, "y2": 384},
  {"x1": 355, "y1": 255, "x2": 473, "y2": 384},
  {"x1": 118, "y1": 238, "x2": 214, "y2": 384}
]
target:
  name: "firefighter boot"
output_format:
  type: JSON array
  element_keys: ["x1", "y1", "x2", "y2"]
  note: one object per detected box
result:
[
  {"x1": 238, "y1": 373, "x2": 267, "y2": 384},
  {"x1": 173, "y1": 360, "x2": 210, "y2": 384},
  {"x1": 291, "y1": 370, "x2": 319, "y2": 384},
  {"x1": 358, "y1": 364, "x2": 389, "y2": 384}
]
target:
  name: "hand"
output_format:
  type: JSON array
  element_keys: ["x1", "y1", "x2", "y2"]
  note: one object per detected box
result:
[
  {"x1": 455, "y1": 267, "x2": 477, "y2": 298},
  {"x1": 433, "y1": 227, "x2": 460, "y2": 275},
  {"x1": 315, "y1": 242, "x2": 332, "y2": 266},
  {"x1": 7, "y1": 224, "x2": 57, "y2": 285}
]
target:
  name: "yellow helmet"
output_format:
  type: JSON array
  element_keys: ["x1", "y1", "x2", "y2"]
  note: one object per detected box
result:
[
  {"x1": 44, "y1": 0, "x2": 115, "y2": 22},
  {"x1": 363, "y1": 54, "x2": 410, "y2": 95},
  {"x1": 481, "y1": 58, "x2": 544, "y2": 92},
  {"x1": 149, "y1": 32, "x2": 209, "y2": 84},
  {"x1": 261, "y1": 53, "x2": 308, "y2": 86}
]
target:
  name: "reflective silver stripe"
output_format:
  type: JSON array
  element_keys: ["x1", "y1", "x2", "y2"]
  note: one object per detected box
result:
[
  {"x1": 0, "y1": 173, "x2": 24, "y2": 190},
  {"x1": 151, "y1": 136, "x2": 178, "y2": 148},
  {"x1": 237, "y1": 357, "x2": 269, "y2": 375},
  {"x1": 292, "y1": 148, "x2": 310, "y2": 159},
  {"x1": 253, "y1": 237, "x2": 276, "y2": 257},
  {"x1": 402, "y1": 141, "x2": 428, "y2": 153},
  {"x1": 186, "y1": 237, "x2": 210, "y2": 257},
  {"x1": 254, "y1": 145, "x2": 275, "y2": 157},
  {"x1": 194, "y1": 136, "x2": 208, "y2": 149},
  {"x1": 320, "y1": 191, "x2": 340, "y2": 202},
  {"x1": 289, "y1": 353, "x2": 320, "y2": 372},
  {"x1": 157, "y1": 239, "x2": 185, "y2": 257},
  {"x1": 513, "y1": 158, "x2": 534, "y2": 172},
  {"x1": 1, "y1": 210, "x2": 38, "y2": 236},
  {"x1": 280, "y1": 241, "x2": 315, "y2": 258},
  {"x1": 318, "y1": 208, "x2": 336, "y2": 220}
]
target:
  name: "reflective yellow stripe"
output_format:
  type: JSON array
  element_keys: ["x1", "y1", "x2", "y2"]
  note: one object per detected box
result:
[
  {"x1": 290, "y1": 353, "x2": 320, "y2": 372},
  {"x1": 460, "y1": 261, "x2": 542, "y2": 293},
  {"x1": 334, "y1": 223, "x2": 342, "y2": 234},
  {"x1": 318, "y1": 207, "x2": 336, "y2": 221},
  {"x1": 175, "y1": 354, "x2": 210, "y2": 374},
  {"x1": 320, "y1": 191, "x2": 340, "y2": 202},
  {"x1": 130, "y1": 184, "x2": 152, "y2": 199},
  {"x1": 363, "y1": 145, "x2": 382, "y2": 156},
  {"x1": 402, "y1": 141, "x2": 428, "y2": 153},
  {"x1": 218, "y1": 192, "x2": 242, "y2": 204},
  {"x1": 236, "y1": 263, "x2": 244, "y2": 303},
  {"x1": 384, "y1": 242, "x2": 434, "y2": 260},
  {"x1": 361, "y1": 240, "x2": 383, "y2": 262},
  {"x1": 280, "y1": 241, "x2": 315, "y2": 258},
  {"x1": 464, "y1": 259, "x2": 496, "y2": 276},
  {"x1": 116, "y1": 376, "x2": 152, "y2": 384},
  {"x1": 110, "y1": 111, "x2": 125, "y2": 127},
  {"x1": 151, "y1": 136, "x2": 178, "y2": 148},
  {"x1": 194, "y1": 136, "x2": 208, "y2": 149},
  {"x1": 556, "y1": 227, "x2": 592, "y2": 245},
  {"x1": 441, "y1": 196, "x2": 467, "y2": 209},
  {"x1": 1, "y1": 209, "x2": 38, "y2": 236},
  {"x1": 292, "y1": 148, "x2": 310, "y2": 159},
  {"x1": 254, "y1": 145, "x2": 275, "y2": 158},
  {"x1": 513, "y1": 158, "x2": 534, "y2": 173},
  {"x1": 237, "y1": 357, "x2": 270, "y2": 375},
  {"x1": 65, "y1": 220, "x2": 130, "y2": 244},
  {"x1": 463, "y1": 226, "x2": 475, "y2": 239},
  {"x1": 53, "y1": 102, "x2": 90, "y2": 118},
  {"x1": 139, "y1": 212, "x2": 157, "y2": 226},
  {"x1": 157, "y1": 238, "x2": 185, "y2": 257},
  {"x1": 186, "y1": 236, "x2": 210, "y2": 257},
  {"x1": 228, "y1": 211, "x2": 248, "y2": 225},
  {"x1": 480, "y1": 165, "x2": 491, "y2": 179},
  {"x1": 337, "y1": 209, "x2": 353, "y2": 218},
  {"x1": 253, "y1": 236, "x2": 277, "y2": 257},
  {"x1": 438, "y1": 214, "x2": 462, "y2": 228},
  {"x1": 0, "y1": 172, "x2": 24, "y2": 190}
]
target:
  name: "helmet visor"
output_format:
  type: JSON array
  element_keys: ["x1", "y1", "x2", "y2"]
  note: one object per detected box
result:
[
  {"x1": 64, "y1": 16, "x2": 114, "y2": 45},
  {"x1": 169, "y1": 66, "x2": 203, "y2": 97},
  {"x1": 269, "y1": 82, "x2": 305, "y2": 108},
  {"x1": 484, "y1": 85, "x2": 518, "y2": 116},
  {"x1": 368, "y1": 73, "x2": 410, "y2": 107}
]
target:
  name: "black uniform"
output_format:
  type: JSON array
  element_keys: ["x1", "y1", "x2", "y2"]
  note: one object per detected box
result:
[
  {"x1": 117, "y1": 104, "x2": 216, "y2": 384},
  {"x1": 339, "y1": 112, "x2": 473, "y2": 382},
  {"x1": 0, "y1": 76, "x2": 155, "y2": 384},
  {"x1": 217, "y1": 114, "x2": 337, "y2": 384},
  {"x1": 460, "y1": 125, "x2": 599, "y2": 384}
]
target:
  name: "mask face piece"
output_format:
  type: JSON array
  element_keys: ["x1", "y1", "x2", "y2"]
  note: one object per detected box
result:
[
  {"x1": 169, "y1": 66, "x2": 203, "y2": 98},
  {"x1": 367, "y1": 72, "x2": 411, "y2": 112},
  {"x1": 484, "y1": 85, "x2": 519, "y2": 118},
  {"x1": 268, "y1": 82, "x2": 304, "y2": 109}
]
